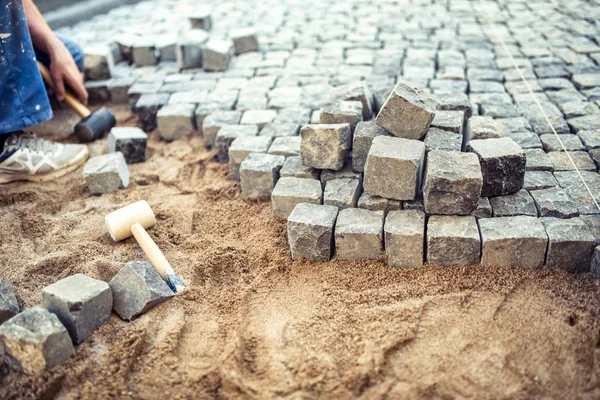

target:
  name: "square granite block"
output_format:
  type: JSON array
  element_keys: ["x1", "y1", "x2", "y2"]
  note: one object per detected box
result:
[
  {"x1": 426, "y1": 216, "x2": 480, "y2": 266},
  {"x1": 384, "y1": 210, "x2": 425, "y2": 268},
  {"x1": 335, "y1": 208, "x2": 384, "y2": 260},
  {"x1": 240, "y1": 153, "x2": 285, "y2": 200},
  {"x1": 530, "y1": 187, "x2": 580, "y2": 218},
  {"x1": 300, "y1": 124, "x2": 352, "y2": 170},
  {"x1": 323, "y1": 178, "x2": 362, "y2": 209},
  {"x1": 352, "y1": 121, "x2": 391, "y2": 172},
  {"x1": 548, "y1": 151, "x2": 597, "y2": 171},
  {"x1": 271, "y1": 177, "x2": 322, "y2": 219},
  {"x1": 287, "y1": 203, "x2": 339, "y2": 262},
  {"x1": 490, "y1": 189, "x2": 538, "y2": 217},
  {"x1": 541, "y1": 217, "x2": 596, "y2": 272},
  {"x1": 523, "y1": 171, "x2": 559, "y2": 191}
]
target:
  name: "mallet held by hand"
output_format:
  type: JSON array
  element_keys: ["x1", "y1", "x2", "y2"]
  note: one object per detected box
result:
[{"x1": 105, "y1": 201, "x2": 185, "y2": 293}]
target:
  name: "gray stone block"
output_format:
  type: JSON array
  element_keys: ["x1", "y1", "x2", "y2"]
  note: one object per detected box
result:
[
  {"x1": 231, "y1": 28, "x2": 259, "y2": 54},
  {"x1": 424, "y1": 127, "x2": 462, "y2": 152},
  {"x1": 287, "y1": 203, "x2": 339, "y2": 262},
  {"x1": 364, "y1": 136, "x2": 425, "y2": 201},
  {"x1": 280, "y1": 156, "x2": 320, "y2": 180},
  {"x1": 228, "y1": 136, "x2": 273, "y2": 180},
  {"x1": 490, "y1": 189, "x2": 538, "y2": 217},
  {"x1": 300, "y1": 124, "x2": 352, "y2": 170},
  {"x1": 467, "y1": 137, "x2": 526, "y2": 197},
  {"x1": 578, "y1": 130, "x2": 600, "y2": 150},
  {"x1": 323, "y1": 178, "x2": 362, "y2": 209},
  {"x1": 320, "y1": 101, "x2": 363, "y2": 133},
  {"x1": 540, "y1": 134, "x2": 584, "y2": 152},
  {"x1": 427, "y1": 216, "x2": 480, "y2": 266},
  {"x1": 473, "y1": 197, "x2": 492, "y2": 219},
  {"x1": 189, "y1": 6, "x2": 212, "y2": 30},
  {"x1": 424, "y1": 151, "x2": 483, "y2": 215},
  {"x1": 358, "y1": 193, "x2": 402, "y2": 214},
  {"x1": 436, "y1": 92, "x2": 473, "y2": 120},
  {"x1": 216, "y1": 125, "x2": 259, "y2": 163},
  {"x1": 479, "y1": 216, "x2": 547, "y2": 268},
  {"x1": 384, "y1": 210, "x2": 425, "y2": 268},
  {"x1": 321, "y1": 160, "x2": 362, "y2": 185},
  {"x1": 272, "y1": 177, "x2": 323, "y2": 219},
  {"x1": 430, "y1": 110, "x2": 464, "y2": 135},
  {"x1": 156, "y1": 103, "x2": 196, "y2": 141},
  {"x1": 135, "y1": 92, "x2": 170, "y2": 131},
  {"x1": 530, "y1": 187, "x2": 579, "y2": 218},
  {"x1": 107, "y1": 127, "x2": 147, "y2": 164},
  {"x1": 554, "y1": 171, "x2": 600, "y2": 216},
  {"x1": 525, "y1": 149, "x2": 554, "y2": 172},
  {"x1": 375, "y1": 79, "x2": 439, "y2": 140},
  {"x1": 0, "y1": 280, "x2": 19, "y2": 325},
  {"x1": 131, "y1": 37, "x2": 158, "y2": 67},
  {"x1": 581, "y1": 215, "x2": 600, "y2": 244},
  {"x1": 268, "y1": 136, "x2": 301, "y2": 157},
  {"x1": 259, "y1": 122, "x2": 300, "y2": 138},
  {"x1": 176, "y1": 29, "x2": 209, "y2": 69},
  {"x1": 202, "y1": 111, "x2": 242, "y2": 148},
  {"x1": 541, "y1": 217, "x2": 596, "y2": 272},
  {"x1": 330, "y1": 82, "x2": 373, "y2": 120},
  {"x1": 548, "y1": 151, "x2": 597, "y2": 171},
  {"x1": 203, "y1": 39, "x2": 233, "y2": 72},
  {"x1": 335, "y1": 208, "x2": 384, "y2": 260},
  {"x1": 0, "y1": 307, "x2": 74, "y2": 374},
  {"x1": 240, "y1": 153, "x2": 286, "y2": 200},
  {"x1": 42, "y1": 274, "x2": 112, "y2": 344},
  {"x1": 83, "y1": 44, "x2": 114, "y2": 80},
  {"x1": 109, "y1": 262, "x2": 174, "y2": 321},
  {"x1": 352, "y1": 121, "x2": 390, "y2": 172},
  {"x1": 241, "y1": 109, "x2": 278, "y2": 129},
  {"x1": 466, "y1": 116, "x2": 506, "y2": 141},
  {"x1": 523, "y1": 171, "x2": 558, "y2": 191},
  {"x1": 83, "y1": 152, "x2": 130, "y2": 195}
]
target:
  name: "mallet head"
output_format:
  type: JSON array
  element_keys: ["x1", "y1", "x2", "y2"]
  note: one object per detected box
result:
[
  {"x1": 75, "y1": 107, "x2": 116, "y2": 143},
  {"x1": 105, "y1": 200, "x2": 156, "y2": 241}
]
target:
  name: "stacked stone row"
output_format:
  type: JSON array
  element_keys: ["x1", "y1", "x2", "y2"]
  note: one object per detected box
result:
[{"x1": 0, "y1": 263, "x2": 173, "y2": 375}]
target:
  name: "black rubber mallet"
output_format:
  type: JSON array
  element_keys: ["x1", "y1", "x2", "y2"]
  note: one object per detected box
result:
[{"x1": 38, "y1": 62, "x2": 116, "y2": 142}]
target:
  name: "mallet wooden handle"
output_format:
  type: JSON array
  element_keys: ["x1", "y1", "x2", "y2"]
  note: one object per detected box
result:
[
  {"x1": 130, "y1": 223, "x2": 186, "y2": 293},
  {"x1": 37, "y1": 62, "x2": 91, "y2": 118}
]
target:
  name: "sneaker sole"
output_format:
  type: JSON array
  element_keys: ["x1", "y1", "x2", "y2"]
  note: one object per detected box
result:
[{"x1": 0, "y1": 146, "x2": 89, "y2": 184}]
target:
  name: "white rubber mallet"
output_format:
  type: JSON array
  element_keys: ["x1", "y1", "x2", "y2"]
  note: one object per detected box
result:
[{"x1": 105, "y1": 200, "x2": 185, "y2": 293}]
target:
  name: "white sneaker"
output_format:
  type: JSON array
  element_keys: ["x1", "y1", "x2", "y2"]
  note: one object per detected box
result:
[{"x1": 0, "y1": 132, "x2": 89, "y2": 183}]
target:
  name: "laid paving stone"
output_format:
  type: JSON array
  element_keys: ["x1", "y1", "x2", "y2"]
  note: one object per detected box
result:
[
  {"x1": 168, "y1": 90, "x2": 209, "y2": 105},
  {"x1": 590, "y1": 148, "x2": 600, "y2": 169},
  {"x1": 241, "y1": 109, "x2": 278, "y2": 129},
  {"x1": 479, "y1": 216, "x2": 548, "y2": 269},
  {"x1": 107, "y1": 127, "x2": 147, "y2": 164},
  {"x1": 135, "y1": 92, "x2": 170, "y2": 131},
  {"x1": 273, "y1": 107, "x2": 311, "y2": 125},
  {"x1": 0, "y1": 307, "x2": 74, "y2": 374},
  {"x1": 323, "y1": 178, "x2": 362, "y2": 209},
  {"x1": 267, "y1": 136, "x2": 301, "y2": 157},
  {"x1": 384, "y1": 210, "x2": 425, "y2": 268},
  {"x1": 541, "y1": 217, "x2": 596, "y2": 272},
  {"x1": 320, "y1": 160, "x2": 362, "y2": 185},
  {"x1": 42, "y1": 274, "x2": 112, "y2": 344},
  {"x1": 578, "y1": 130, "x2": 600, "y2": 150},
  {"x1": 203, "y1": 39, "x2": 233, "y2": 72},
  {"x1": 268, "y1": 87, "x2": 302, "y2": 109},
  {"x1": 519, "y1": 101, "x2": 570, "y2": 134},
  {"x1": 467, "y1": 137, "x2": 526, "y2": 197},
  {"x1": 530, "y1": 187, "x2": 579, "y2": 218},
  {"x1": 358, "y1": 193, "x2": 402, "y2": 214},
  {"x1": 573, "y1": 74, "x2": 600, "y2": 90},
  {"x1": 128, "y1": 81, "x2": 162, "y2": 110},
  {"x1": 228, "y1": 136, "x2": 273, "y2": 180},
  {"x1": 540, "y1": 134, "x2": 584, "y2": 152},
  {"x1": 548, "y1": 151, "x2": 597, "y2": 171},
  {"x1": 581, "y1": 215, "x2": 600, "y2": 244},
  {"x1": 271, "y1": 177, "x2": 322, "y2": 219},
  {"x1": 466, "y1": 116, "x2": 506, "y2": 141},
  {"x1": 330, "y1": 82, "x2": 373, "y2": 120},
  {"x1": 287, "y1": 203, "x2": 338, "y2": 262},
  {"x1": 435, "y1": 92, "x2": 473, "y2": 120},
  {"x1": 280, "y1": 156, "x2": 320, "y2": 180},
  {"x1": 0, "y1": 280, "x2": 19, "y2": 325},
  {"x1": 259, "y1": 122, "x2": 300, "y2": 138},
  {"x1": 83, "y1": 44, "x2": 114, "y2": 80},
  {"x1": 480, "y1": 104, "x2": 521, "y2": 119},
  {"x1": 554, "y1": 171, "x2": 600, "y2": 215},
  {"x1": 231, "y1": 28, "x2": 259, "y2": 55},
  {"x1": 473, "y1": 197, "x2": 492, "y2": 219},
  {"x1": 320, "y1": 101, "x2": 363, "y2": 133},
  {"x1": 424, "y1": 151, "x2": 483, "y2": 215},
  {"x1": 156, "y1": 103, "x2": 196, "y2": 141},
  {"x1": 216, "y1": 125, "x2": 259, "y2": 163},
  {"x1": 430, "y1": 110, "x2": 464, "y2": 135},
  {"x1": 85, "y1": 80, "x2": 111, "y2": 103},
  {"x1": 351, "y1": 122, "x2": 388, "y2": 172},
  {"x1": 300, "y1": 124, "x2": 352, "y2": 171},
  {"x1": 131, "y1": 38, "x2": 158, "y2": 67},
  {"x1": 109, "y1": 262, "x2": 174, "y2": 321},
  {"x1": 567, "y1": 115, "x2": 600, "y2": 133},
  {"x1": 83, "y1": 152, "x2": 130, "y2": 195},
  {"x1": 525, "y1": 149, "x2": 554, "y2": 172},
  {"x1": 334, "y1": 208, "x2": 384, "y2": 260},
  {"x1": 523, "y1": 171, "x2": 559, "y2": 191},
  {"x1": 189, "y1": 5, "x2": 212, "y2": 30},
  {"x1": 424, "y1": 127, "x2": 462, "y2": 152},
  {"x1": 490, "y1": 189, "x2": 538, "y2": 217},
  {"x1": 240, "y1": 153, "x2": 286, "y2": 200},
  {"x1": 202, "y1": 111, "x2": 242, "y2": 148},
  {"x1": 375, "y1": 79, "x2": 438, "y2": 140},
  {"x1": 426, "y1": 216, "x2": 480, "y2": 266},
  {"x1": 108, "y1": 77, "x2": 135, "y2": 104},
  {"x1": 176, "y1": 29, "x2": 209, "y2": 69},
  {"x1": 364, "y1": 136, "x2": 425, "y2": 201}
]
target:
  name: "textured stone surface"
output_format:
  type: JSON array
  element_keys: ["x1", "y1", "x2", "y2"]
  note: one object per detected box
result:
[
  {"x1": 202, "y1": 111, "x2": 242, "y2": 148},
  {"x1": 300, "y1": 124, "x2": 352, "y2": 171},
  {"x1": 352, "y1": 121, "x2": 390, "y2": 172},
  {"x1": 335, "y1": 208, "x2": 384, "y2": 260},
  {"x1": 330, "y1": 82, "x2": 373, "y2": 120},
  {"x1": 228, "y1": 136, "x2": 273, "y2": 180},
  {"x1": 424, "y1": 151, "x2": 483, "y2": 215},
  {"x1": 240, "y1": 153, "x2": 286, "y2": 200},
  {"x1": 203, "y1": 39, "x2": 233, "y2": 72},
  {"x1": 0, "y1": 307, "x2": 74, "y2": 375},
  {"x1": 592, "y1": 246, "x2": 600, "y2": 277},
  {"x1": 525, "y1": 149, "x2": 554, "y2": 172},
  {"x1": 540, "y1": 134, "x2": 584, "y2": 152},
  {"x1": 271, "y1": 177, "x2": 322, "y2": 219},
  {"x1": 375, "y1": 79, "x2": 439, "y2": 140},
  {"x1": 385, "y1": 210, "x2": 425, "y2": 268},
  {"x1": 83, "y1": 152, "x2": 130, "y2": 195},
  {"x1": 241, "y1": 109, "x2": 278, "y2": 129},
  {"x1": 577, "y1": 130, "x2": 600, "y2": 150},
  {"x1": 479, "y1": 216, "x2": 547, "y2": 268},
  {"x1": 231, "y1": 28, "x2": 259, "y2": 54},
  {"x1": 490, "y1": 189, "x2": 538, "y2": 217},
  {"x1": 424, "y1": 127, "x2": 462, "y2": 152},
  {"x1": 107, "y1": 127, "x2": 147, "y2": 164},
  {"x1": 430, "y1": 110, "x2": 464, "y2": 135},
  {"x1": 109, "y1": 262, "x2": 174, "y2": 321},
  {"x1": 0, "y1": 280, "x2": 19, "y2": 326},
  {"x1": 473, "y1": 197, "x2": 492, "y2": 219},
  {"x1": 554, "y1": 171, "x2": 600, "y2": 215},
  {"x1": 530, "y1": 187, "x2": 579, "y2": 218},
  {"x1": 548, "y1": 151, "x2": 597, "y2": 171},
  {"x1": 358, "y1": 193, "x2": 402, "y2": 214},
  {"x1": 83, "y1": 44, "x2": 113, "y2": 80},
  {"x1": 321, "y1": 161, "x2": 362, "y2": 185},
  {"x1": 364, "y1": 136, "x2": 425, "y2": 201},
  {"x1": 156, "y1": 103, "x2": 196, "y2": 141},
  {"x1": 267, "y1": 136, "x2": 301, "y2": 157},
  {"x1": 216, "y1": 125, "x2": 259, "y2": 163},
  {"x1": 541, "y1": 217, "x2": 596, "y2": 272},
  {"x1": 135, "y1": 92, "x2": 170, "y2": 131},
  {"x1": 523, "y1": 171, "x2": 559, "y2": 191},
  {"x1": 287, "y1": 203, "x2": 339, "y2": 262},
  {"x1": 176, "y1": 29, "x2": 209, "y2": 69},
  {"x1": 466, "y1": 116, "x2": 506, "y2": 141},
  {"x1": 280, "y1": 156, "x2": 320, "y2": 180},
  {"x1": 436, "y1": 92, "x2": 472, "y2": 119},
  {"x1": 42, "y1": 274, "x2": 112, "y2": 344},
  {"x1": 320, "y1": 101, "x2": 363, "y2": 132},
  {"x1": 467, "y1": 137, "x2": 526, "y2": 197},
  {"x1": 259, "y1": 122, "x2": 300, "y2": 138},
  {"x1": 323, "y1": 178, "x2": 362, "y2": 209},
  {"x1": 427, "y1": 216, "x2": 480, "y2": 266}
]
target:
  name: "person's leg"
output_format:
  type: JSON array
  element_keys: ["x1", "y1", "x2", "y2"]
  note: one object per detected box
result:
[{"x1": 34, "y1": 34, "x2": 84, "y2": 72}]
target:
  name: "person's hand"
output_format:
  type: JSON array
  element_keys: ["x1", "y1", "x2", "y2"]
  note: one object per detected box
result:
[{"x1": 47, "y1": 37, "x2": 88, "y2": 105}]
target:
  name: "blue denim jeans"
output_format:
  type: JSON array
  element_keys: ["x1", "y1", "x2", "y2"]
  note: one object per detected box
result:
[{"x1": 0, "y1": 0, "x2": 83, "y2": 135}]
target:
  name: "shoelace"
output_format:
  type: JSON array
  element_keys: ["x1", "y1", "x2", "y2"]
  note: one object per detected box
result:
[{"x1": 7, "y1": 133, "x2": 57, "y2": 155}]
